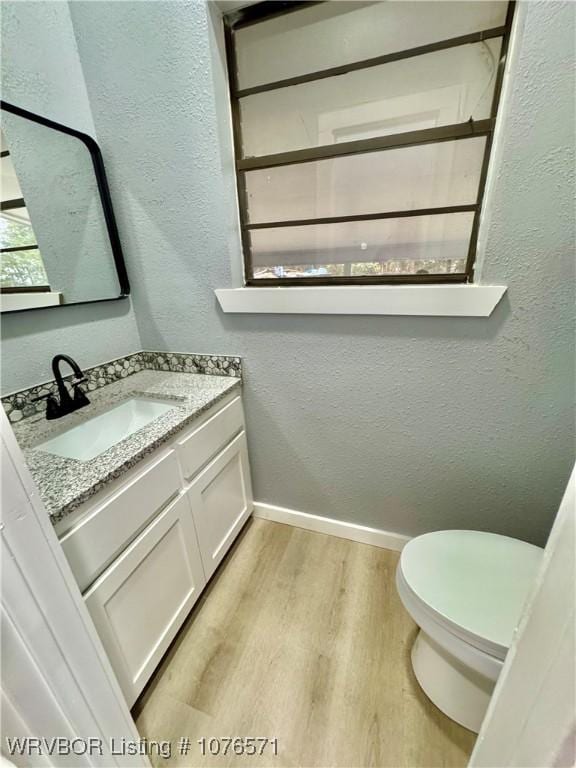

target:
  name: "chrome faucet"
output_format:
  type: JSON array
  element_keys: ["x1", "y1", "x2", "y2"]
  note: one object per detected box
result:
[{"x1": 33, "y1": 354, "x2": 90, "y2": 420}]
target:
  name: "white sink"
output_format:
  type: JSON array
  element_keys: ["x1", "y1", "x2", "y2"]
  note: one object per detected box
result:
[{"x1": 35, "y1": 398, "x2": 177, "y2": 462}]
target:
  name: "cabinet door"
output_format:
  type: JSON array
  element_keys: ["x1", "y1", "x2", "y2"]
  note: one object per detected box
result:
[
  {"x1": 187, "y1": 431, "x2": 253, "y2": 580},
  {"x1": 84, "y1": 493, "x2": 205, "y2": 707}
]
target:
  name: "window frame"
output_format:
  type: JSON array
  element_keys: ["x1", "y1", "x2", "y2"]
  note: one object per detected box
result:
[
  {"x1": 0, "y1": 175, "x2": 50, "y2": 293},
  {"x1": 224, "y1": 0, "x2": 515, "y2": 287}
]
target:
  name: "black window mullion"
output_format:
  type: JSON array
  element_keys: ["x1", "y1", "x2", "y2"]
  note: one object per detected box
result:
[
  {"x1": 234, "y1": 26, "x2": 509, "y2": 99},
  {"x1": 1, "y1": 198, "x2": 26, "y2": 212},
  {"x1": 237, "y1": 119, "x2": 494, "y2": 172},
  {"x1": 0, "y1": 244, "x2": 39, "y2": 253},
  {"x1": 247, "y1": 273, "x2": 468, "y2": 287},
  {"x1": 229, "y1": 1, "x2": 324, "y2": 31},
  {"x1": 0, "y1": 285, "x2": 51, "y2": 294},
  {"x1": 243, "y1": 204, "x2": 477, "y2": 231}
]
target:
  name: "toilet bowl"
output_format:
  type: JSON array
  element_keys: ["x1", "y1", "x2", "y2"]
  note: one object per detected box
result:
[{"x1": 396, "y1": 530, "x2": 543, "y2": 733}]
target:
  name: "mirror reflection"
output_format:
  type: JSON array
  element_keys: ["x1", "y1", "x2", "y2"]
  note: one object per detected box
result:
[{"x1": 0, "y1": 104, "x2": 129, "y2": 312}]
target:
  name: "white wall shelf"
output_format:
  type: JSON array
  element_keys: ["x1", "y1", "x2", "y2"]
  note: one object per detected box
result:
[{"x1": 215, "y1": 285, "x2": 507, "y2": 317}]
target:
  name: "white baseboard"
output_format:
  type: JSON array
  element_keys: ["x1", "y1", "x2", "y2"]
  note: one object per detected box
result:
[{"x1": 253, "y1": 502, "x2": 410, "y2": 552}]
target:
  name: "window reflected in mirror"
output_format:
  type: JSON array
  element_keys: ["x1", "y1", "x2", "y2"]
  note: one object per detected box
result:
[{"x1": 1, "y1": 131, "x2": 51, "y2": 293}]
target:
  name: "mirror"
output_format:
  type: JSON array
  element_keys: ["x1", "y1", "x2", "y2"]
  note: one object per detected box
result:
[{"x1": 0, "y1": 101, "x2": 129, "y2": 312}]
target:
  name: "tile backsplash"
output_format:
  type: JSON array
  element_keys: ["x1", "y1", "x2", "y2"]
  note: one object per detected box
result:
[{"x1": 2, "y1": 351, "x2": 242, "y2": 424}]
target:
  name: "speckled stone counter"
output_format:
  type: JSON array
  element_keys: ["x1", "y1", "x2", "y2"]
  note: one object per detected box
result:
[{"x1": 12, "y1": 370, "x2": 241, "y2": 523}]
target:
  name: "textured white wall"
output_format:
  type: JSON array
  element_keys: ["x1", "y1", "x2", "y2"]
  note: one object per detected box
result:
[
  {"x1": 1, "y1": 1, "x2": 95, "y2": 136},
  {"x1": 3, "y1": 1, "x2": 573, "y2": 545},
  {"x1": 67, "y1": 0, "x2": 575, "y2": 545},
  {"x1": 0, "y1": 1, "x2": 142, "y2": 393}
]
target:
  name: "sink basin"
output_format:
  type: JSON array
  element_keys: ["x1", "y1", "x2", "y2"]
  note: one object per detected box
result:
[{"x1": 35, "y1": 397, "x2": 177, "y2": 462}]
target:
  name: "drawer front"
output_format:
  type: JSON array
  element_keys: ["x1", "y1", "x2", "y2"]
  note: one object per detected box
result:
[
  {"x1": 60, "y1": 449, "x2": 181, "y2": 592},
  {"x1": 177, "y1": 395, "x2": 244, "y2": 481},
  {"x1": 187, "y1": 431, "x2": 253, "y2": 580},
  {"x1": 84, "y1": 493, "x2": 206, "y2": 707}
]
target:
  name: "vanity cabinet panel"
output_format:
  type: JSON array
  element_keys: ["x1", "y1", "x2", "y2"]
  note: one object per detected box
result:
[
  {"x1": 186, "y1": 431, "x2": 253, "y2": 580},
  {"x1": 55, "y1": 392, "x2": 254, "y2": 708},
  {"x1": 176, "y1": 396, "x2": 244, "y2": 481},
  {"x1": 60, "y1": 449, "x2": 181, "y2": 592},
  {"x1": 83, "y1": 492, "x2": 205, "y2": 707}
]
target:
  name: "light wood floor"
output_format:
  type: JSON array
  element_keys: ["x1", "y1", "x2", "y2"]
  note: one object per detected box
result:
[{"x1": 135, "y1": 519, "x2": 475, "y2": 768}]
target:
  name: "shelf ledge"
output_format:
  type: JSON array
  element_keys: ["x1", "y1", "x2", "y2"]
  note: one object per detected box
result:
[
  {"x1": 1, "y1": 291, "x2": 63, "y2": 312},
  {"x1": 215, "y1": 285, "x2": 507, "y2": 317}
]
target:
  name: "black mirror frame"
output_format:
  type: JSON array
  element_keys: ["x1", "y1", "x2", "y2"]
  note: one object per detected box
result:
[{"x1": 0, "y1": 100, "x2": 130, "y2": 312}]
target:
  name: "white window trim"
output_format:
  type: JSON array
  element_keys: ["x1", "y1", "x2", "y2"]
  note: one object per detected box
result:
[
  {"x1": 0, "y1": 290, "x2": 62, "y2": 312},
  {"x1": 215, "y1": 284, "x2": 506, "y2": 317},
  {"x1": 213, "y1": 1, "x2": 526, "y2": 317}
]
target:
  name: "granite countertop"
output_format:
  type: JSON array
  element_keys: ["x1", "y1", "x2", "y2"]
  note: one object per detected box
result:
[{"x1": 13, "y1": 370, "x2": 241, "y2": 523}]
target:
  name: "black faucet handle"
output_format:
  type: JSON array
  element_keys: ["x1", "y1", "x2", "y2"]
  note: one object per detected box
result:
[
  {"x1": 72, "y1": 381, "x2": 90, "y2": 407},
  {"x1": 31, "y1": 392, "x2": 54, "y2": 402},
  {"x1": 31, "y1": 392, "x2": 60, "y2": 420}
]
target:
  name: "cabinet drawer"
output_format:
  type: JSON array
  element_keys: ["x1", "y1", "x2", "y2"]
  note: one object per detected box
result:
[
  {"x1": 176, "y1": 395, "x2": 244, "y2": 481},
  {"x1": 84, "y1": 493, "x2": 206, "y2": 707},
  {"x1": 60, "y1": 449, "x2": 181, "y2": 592}
]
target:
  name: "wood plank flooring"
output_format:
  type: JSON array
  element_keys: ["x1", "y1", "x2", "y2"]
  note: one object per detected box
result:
[{"x1": 135, "y1": 519, "x2": 475, "y2": 767}]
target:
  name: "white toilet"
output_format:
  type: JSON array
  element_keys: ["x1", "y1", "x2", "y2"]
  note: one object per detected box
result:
[{"x1": 396, "y1": 530, "x2": 543, "y2": 733}]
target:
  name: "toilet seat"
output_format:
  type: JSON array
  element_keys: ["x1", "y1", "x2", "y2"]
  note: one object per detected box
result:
[
  {"x1": 399, "y1": 530, "x2": 542, "y2": 658},
  {"x1": 396, "y1": 530, "x2": 543, "y2": 731},
  {"x1": 396, "y1": 566, "x2": 505, "y2": 681}
]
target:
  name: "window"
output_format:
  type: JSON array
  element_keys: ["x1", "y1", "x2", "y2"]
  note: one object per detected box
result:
[
  {"x1": 224, "y1": 0, "x2": 514, "y2": 286},
  {"x1": 1, "y1": 132, "x2": 50, "y2": 293}
]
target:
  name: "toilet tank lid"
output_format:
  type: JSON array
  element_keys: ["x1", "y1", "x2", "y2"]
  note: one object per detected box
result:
[{"x1": 399, "y1": 530, "x2": 543, "y2": 651}]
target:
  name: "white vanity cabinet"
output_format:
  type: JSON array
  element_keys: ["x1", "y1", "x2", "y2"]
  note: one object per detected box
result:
[{"x1": 55, "y1": 392, "x2": 253, "y2": 706}]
